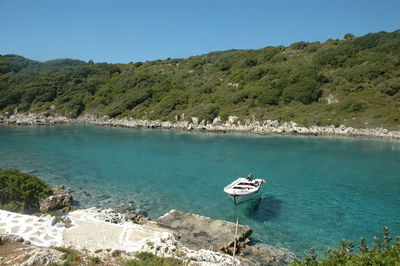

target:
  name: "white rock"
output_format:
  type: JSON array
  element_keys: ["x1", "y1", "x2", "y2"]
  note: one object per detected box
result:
[
  {"x1": 227, "y1": 116, "x2": 238, "y2": 124},
  {"x1": 212, "y1": 117, "x2": 223, "y2": 125},
  {"x1": 270, "y1": 120, "x2": 279, "y2": 128}
]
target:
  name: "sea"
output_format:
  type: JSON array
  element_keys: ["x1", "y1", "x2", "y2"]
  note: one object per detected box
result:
[{"x1": 0, "y1": 124, "x2": 399, "y2": 258}]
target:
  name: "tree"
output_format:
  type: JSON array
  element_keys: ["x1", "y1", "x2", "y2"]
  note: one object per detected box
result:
[{"x1": 344, "y1": 33, "x2": 355, "y2": 40}]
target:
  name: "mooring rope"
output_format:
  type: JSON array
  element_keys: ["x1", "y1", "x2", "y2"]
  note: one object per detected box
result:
[{"x1": 197, "y1": 196, "x2": 229, "y2": 213}]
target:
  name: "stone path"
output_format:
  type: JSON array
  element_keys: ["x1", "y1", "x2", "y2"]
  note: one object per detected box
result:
[
  {"x1": 0, "y1": 209, "x2": 167, "y2": 252},
  {"x1": 63, "y1": 209, "x2": 168, "y2": 252},
  {"x1": 0, "y1": 210, "x2": 64, "y2": 247}
]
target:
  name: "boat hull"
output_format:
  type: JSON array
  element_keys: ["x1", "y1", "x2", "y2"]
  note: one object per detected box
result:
[{"x1": 228, "y1": 190, "x2": 260, "y2": 205}]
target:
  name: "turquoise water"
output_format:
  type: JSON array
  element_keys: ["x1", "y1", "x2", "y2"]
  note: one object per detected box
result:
[{"x1": 0, "y1": 124, "x2": 399, "y2": 257}]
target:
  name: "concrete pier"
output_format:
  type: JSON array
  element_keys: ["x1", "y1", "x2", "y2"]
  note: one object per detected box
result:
[{"x1": 156, "y1": 210, "x2": 252, "y2": 253}]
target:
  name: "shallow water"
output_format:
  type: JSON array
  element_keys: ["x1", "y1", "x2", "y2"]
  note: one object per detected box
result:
[{"x1": 0, "y1": 124, "x2": 399, "y2": 257}]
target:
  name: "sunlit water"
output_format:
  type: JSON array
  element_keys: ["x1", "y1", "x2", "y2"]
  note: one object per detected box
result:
[{"x1": 0, "y1": 124, "x2": 399, "y2": 257}]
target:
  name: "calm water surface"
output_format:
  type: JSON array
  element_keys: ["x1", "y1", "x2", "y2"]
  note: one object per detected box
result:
[{"x1": 0, "y1": 124, "x2": 399, "y2": 257}]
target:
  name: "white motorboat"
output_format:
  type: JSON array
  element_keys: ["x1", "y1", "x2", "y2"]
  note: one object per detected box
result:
[{"x1": 224, "y1": 177, "x2": 266, "y2": 205}]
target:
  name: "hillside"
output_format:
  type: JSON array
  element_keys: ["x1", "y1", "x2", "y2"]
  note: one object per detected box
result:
[{"x1": 1, "y1": 30, "x2": 399, "y2": 129}]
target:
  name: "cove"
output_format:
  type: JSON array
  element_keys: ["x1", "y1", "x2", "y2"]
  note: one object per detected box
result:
[{"x1": 0, "y1": 124, "x2": 399, "y2": 257}]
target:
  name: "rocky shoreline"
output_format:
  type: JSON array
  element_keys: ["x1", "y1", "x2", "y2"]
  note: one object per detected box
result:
[
  {"x1": 0, "y1": 184, "x2": 297, "y2": 265},
  {"x1": 1, "y1": 112, "x2": 400, "y2": 141},
  {"x1": 0, "y1": 207, "x2": 297, "y2": 266}
]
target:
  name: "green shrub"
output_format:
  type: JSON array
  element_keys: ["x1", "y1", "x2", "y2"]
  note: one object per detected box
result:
[
  {"x1": 339, "y1": 100, "x2": 366, "y2": 112},
  {"x1": 90, "y1": 256, "x2": 101, "y2": 263},
  {"x1": 291, "y1": 41, "x2": 309, "y2": 50},
  {"x1": 0, "y1": 169, "x2": 53, "y2": 213},
  {"x1": 112, "y1": 249, "x2": 122, "y2": 257},
  {"x1": 124, "y1": 252, "x2": 182, "y2": 266},
  {"x1": 52, "y1": 247, "x2": 79, "y2": 263},
  {"x1": 282, "y1": 83, "x2": 322, "y2": 105},
  {"x1": 381, "y1": 78, "x2": 400, "y2": 96},
  {"x1": 258, "y1": 88, "x2": 281, "y2": 105}
]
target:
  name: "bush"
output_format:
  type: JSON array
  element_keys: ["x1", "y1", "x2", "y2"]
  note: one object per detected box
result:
[
  {"x1": 344, "y1": 33, "x2": 355, "y2": 40},
  {"x1": 217, "y1": 109, "x2": 230, "y2": 121},
  {"x1": 124, "y1": 252, "x2": 182, "y2": 266},
  {"x1": 282, "y1": 82, "x2": 322, "y2": 104},
  {"x1": 258, "y1": 88, "x2": 281, "y2": 105},
  {"x1": 192, "y1": 103, "x2": 219, "y2": 122},
  {"x1": 291, "y1": 41, "x2": 309, "y2": 50},
  {"x1": 381, "y1": 79, "x2": 400, "y2": 96},
  {"x1": 112, "y1": 249, "x2": 122, "y2": 257},
  {"x1": 218, "y1": 61, "x2": 231, "y2": 71},
  {"x1": 52, "y1": 247, "x2": 79, "y2": 263},
  {"x1": 339, "y1": 100, "x2": 366, "y2": 112},
  {"x1": 90, "y1": 256, "x2": 101, "y2": 263},
  {"x1": 0, "y1": 169, "x2": 53, "y2": 213}
]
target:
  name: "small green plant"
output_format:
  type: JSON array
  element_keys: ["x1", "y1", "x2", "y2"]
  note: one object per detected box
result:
[
  {"x1": 90, "y1": 256, "x2": 101, "y2": 263},
  {"x1": 146, "y1": 241, "x2": 154, "y2": 247},
  {"x1": 112, "y1": 249, "x2": 122, "y2": 257},
  {"x1": 94, "y1": 249, "x2": 103, "y2": 253},
  {"x1": 359, "y1": 237, "x2": 368, "y2": 254},
  {"x1": 52, "y1": 247, "x2": 79, "y2": 263},
  {"x1": 124, "y1": 252, "x2": 182, "y2": 266},
  {"x1": 175, "y1": 250, "x2": 186, "y2": 257}
]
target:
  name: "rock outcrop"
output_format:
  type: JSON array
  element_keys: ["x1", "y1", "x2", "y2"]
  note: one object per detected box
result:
[
  {"x1": 39, "y1": 185, "x2": 75, "y2": 213},
  {"x1": 241, "y1": 244, "x2": 297, "y2": 266},
  {"x1": 2, "y1": 113, "x2": 69, "y2": 125},
  {"x1": 0, "y1": 234, "x2": 64, "y2": 266},
  {"x1": 0, "y1": 234, "x2": 27, "y2": 245},
  {"x1": 140, "y1": 233, "x2": 240, "y2": 266},
  {"x1": 80, "y1": 206, "x2": 151, "y2": 225}
]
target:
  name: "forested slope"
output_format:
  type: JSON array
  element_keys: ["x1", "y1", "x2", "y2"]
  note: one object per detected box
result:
[{"x1": 1, "y1": 30, "x2": 399, "y2": 129}]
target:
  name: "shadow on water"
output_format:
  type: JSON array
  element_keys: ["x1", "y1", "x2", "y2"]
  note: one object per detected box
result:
[
  {"x1": 249, "y1": 194, "x2": 282, "y2": 222},
  {"x1": 223, "y1": 193, "x2": 283, "y2": 222}
]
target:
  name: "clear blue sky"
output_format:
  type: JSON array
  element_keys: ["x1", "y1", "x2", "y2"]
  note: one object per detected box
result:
[{"x1": 1, "y1": 0, "x2": 399, "y2": 63}]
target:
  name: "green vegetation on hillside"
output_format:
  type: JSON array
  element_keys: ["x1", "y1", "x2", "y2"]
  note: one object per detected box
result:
[
  {"x1": 0, "y1": 169, "x2": 52, "y2": 213},
  {"x1": 296, "y1": 227, "x2": 400, "y2": 265},
  {"x1": 1, "y1": 30, "x2": 400, "y2": 129}
]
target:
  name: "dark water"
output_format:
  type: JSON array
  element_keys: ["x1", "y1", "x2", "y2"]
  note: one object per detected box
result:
[{"x1": 0, "y1": 124, "x2": 399, "y2": 257}]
